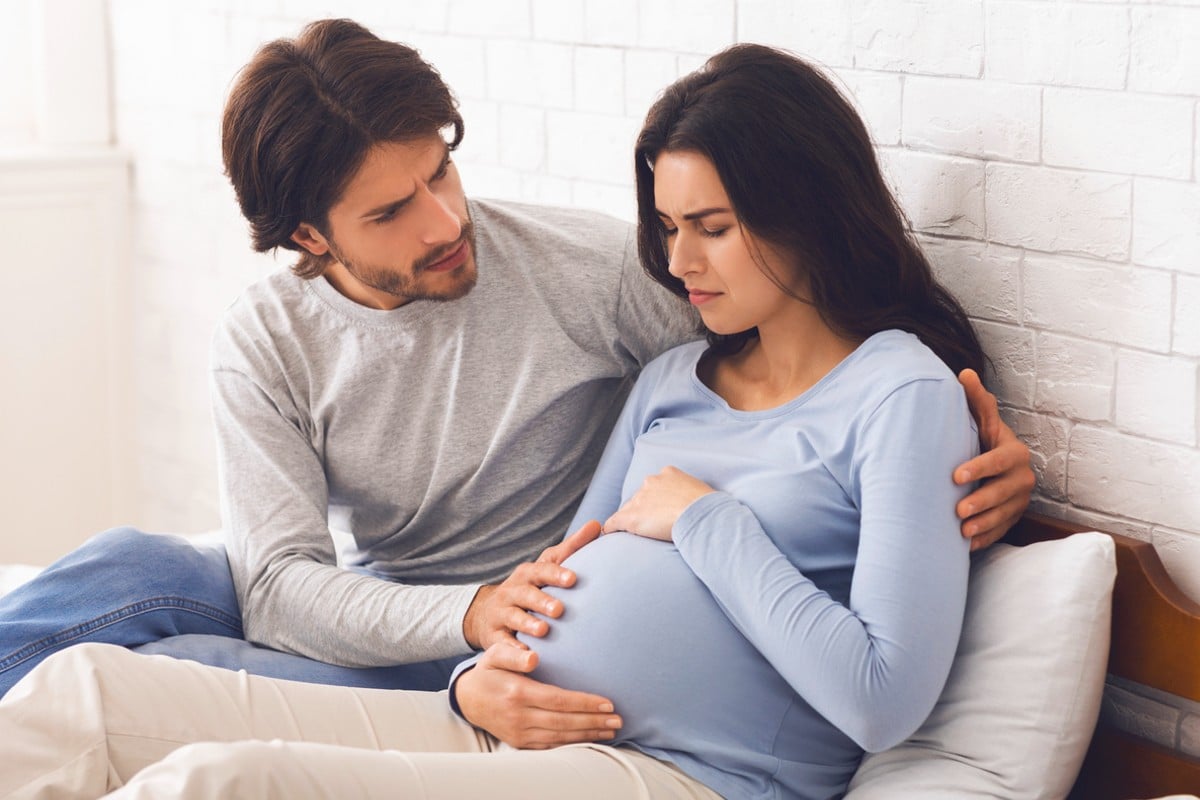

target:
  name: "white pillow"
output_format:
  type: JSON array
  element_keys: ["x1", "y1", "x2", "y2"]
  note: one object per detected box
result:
[{"x1": 845, "y1": 532, "x2": 1116, "y2": 800}]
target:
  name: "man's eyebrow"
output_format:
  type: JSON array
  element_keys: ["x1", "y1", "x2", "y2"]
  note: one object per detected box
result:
[
  {"x1": 655, "y1": 206, "x2": 732, "y2": 221},
  {"x1": 360, "y1": 144, "x2": 452, "y2": 219},
  {"x1": 361, "y1": 191, "x2": 416, "y2": 220}
]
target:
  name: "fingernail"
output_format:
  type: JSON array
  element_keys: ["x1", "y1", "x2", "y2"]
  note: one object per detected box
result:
[
  {"x1": 960, "y1": 470, "x2": 972, "y2": 482},
  {"x1": 962, "y1": 502, "x2": 975, "y2": 516},
  {"x1": 598, "y1": 702, "x2": 614, "y2": 713},
  {"x1": 606, "y1": 717, "x2": 622, "y2": 728},
  {"x1": 544, "y1": 600, "x2": 558, "y2": 614}
]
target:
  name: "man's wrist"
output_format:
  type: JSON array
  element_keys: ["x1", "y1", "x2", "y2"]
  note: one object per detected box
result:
[{"x1": 461, "y1": 583, "x2": 495, "y2": 650}]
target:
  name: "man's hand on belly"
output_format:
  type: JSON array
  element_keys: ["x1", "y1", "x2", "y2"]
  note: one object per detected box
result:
[
  {"x1": 462, "y1": 521, "x2": 602, "y2": 650},
  {"x1": 455, "y1": 641, "x2": 623, "y2": 749}
]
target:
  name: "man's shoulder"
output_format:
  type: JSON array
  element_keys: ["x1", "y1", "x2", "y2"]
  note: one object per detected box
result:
[
  {"x1": 211, "y1": 269, "x2": 312, "y2": 370},
  {"x1": 469, "y1": 197, "x2": 633, "y2": 255}
]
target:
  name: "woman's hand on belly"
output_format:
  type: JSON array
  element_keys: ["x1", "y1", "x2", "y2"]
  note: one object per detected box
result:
[
  {"x1": 455, "y1": 641, "x2": 623, "y2": 750},
  {"x1": 603, "y1": 466, "x2": 715, "y2": 541}
]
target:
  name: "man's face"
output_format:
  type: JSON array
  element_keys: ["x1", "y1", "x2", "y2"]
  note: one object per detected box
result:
[{"x1": 292, "y1": 136, "x2": 477, "y2": 310}]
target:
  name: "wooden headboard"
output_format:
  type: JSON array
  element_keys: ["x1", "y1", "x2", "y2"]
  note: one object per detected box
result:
[{"x1": 1008, "y1": 513, "x2": 1200, "y2": 800}]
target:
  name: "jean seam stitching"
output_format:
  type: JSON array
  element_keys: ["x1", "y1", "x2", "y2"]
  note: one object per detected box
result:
[{"x1": 0, "y1": 597, "x2": 243, "y2": 671}]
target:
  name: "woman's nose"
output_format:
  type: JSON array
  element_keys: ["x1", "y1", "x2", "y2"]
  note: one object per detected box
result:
[{"x1": 667, "y1": 234, "x2": 700, "y2": 278}]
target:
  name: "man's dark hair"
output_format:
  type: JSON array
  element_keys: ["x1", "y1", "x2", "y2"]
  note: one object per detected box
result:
[
  {"x1": 222, "y1": 18, "x2": 464, "y2": 278},
  {"x1": 635, "y1": 43, "x2": 985, "y2": 378}
]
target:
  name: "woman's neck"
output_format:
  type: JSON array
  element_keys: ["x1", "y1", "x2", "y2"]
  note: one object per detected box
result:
[{"x1": 707, "y1": 313, "x2": 861, "y2": 412}]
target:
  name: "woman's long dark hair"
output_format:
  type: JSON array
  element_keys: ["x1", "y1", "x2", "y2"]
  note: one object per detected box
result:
[{"x1": 634, "y1": 44, "x2": 986, "y2": 377}]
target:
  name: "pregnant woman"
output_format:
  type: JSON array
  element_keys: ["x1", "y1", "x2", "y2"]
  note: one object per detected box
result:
[{"x1": 1, "y1": 44, "x2": 977, "y2": 800}]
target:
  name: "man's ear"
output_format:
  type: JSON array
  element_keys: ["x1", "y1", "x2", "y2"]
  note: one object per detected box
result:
[{"x1": 291, "y1": 222, "x2": 331, "y2": 257}]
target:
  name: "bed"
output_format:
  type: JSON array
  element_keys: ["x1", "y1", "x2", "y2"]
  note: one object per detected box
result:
[
  {"x1": 1008, "y1": 514, "x2": 1200, "y2": 800},
  {"x1": 1, "y1": 514, "x2": 1198, "y2": 799}
]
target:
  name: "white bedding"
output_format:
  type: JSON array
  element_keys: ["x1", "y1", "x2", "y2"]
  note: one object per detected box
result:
[
  {"x1": 0, "y1": 564, "x2": 40, "y2": 598},
  {"x1": 0, "y1": 539, "x2": 1193, "y2": 800}
]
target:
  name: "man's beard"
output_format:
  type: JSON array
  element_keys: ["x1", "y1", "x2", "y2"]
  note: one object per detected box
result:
[{"x1": 329, "y1": 218, "x2": 478, "y2": 304}]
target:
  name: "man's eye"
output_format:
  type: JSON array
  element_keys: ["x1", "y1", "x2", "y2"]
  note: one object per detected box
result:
[{"x1": 374, "y1": 210, "x2": 398, "y2": 225}]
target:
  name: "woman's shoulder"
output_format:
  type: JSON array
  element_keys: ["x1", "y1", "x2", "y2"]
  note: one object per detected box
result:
[
  {"x1": 640, "y1": 339, "x2": 709, "y2": 379},
  {"x1": 833, "y1": 330, "x2": 958, "y2": 401},
  {"x1": 621, "y1": 340, "x2": 709, "y2": 415},
  {"x1": 852, "y1": 330, "x2": 957, "y2": 384},
  {"x1": 828, "y1": 330, "x2": 968, "y2": 422}
]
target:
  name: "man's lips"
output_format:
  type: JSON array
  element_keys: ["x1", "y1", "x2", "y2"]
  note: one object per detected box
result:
[{"x1": 423, "y1": 240, "x2": 469, "y2": 273}]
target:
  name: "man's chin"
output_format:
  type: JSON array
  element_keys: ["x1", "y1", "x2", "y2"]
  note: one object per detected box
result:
[{"x1": 422, "y1": 259, "x2": 477, "y2": 302}]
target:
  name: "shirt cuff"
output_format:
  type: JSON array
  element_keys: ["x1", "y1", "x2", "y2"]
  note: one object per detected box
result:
[
  {"x1": 672, "y1": 490, "x2": 735, "y2": 546},
  {"x1": 446, "y1": 653, "x2": 483, "y2": 719}
]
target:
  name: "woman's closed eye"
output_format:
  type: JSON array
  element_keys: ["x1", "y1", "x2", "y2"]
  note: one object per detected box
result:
[{"x1": 660, "y1": 223, "x2": 727, "y2": 239}]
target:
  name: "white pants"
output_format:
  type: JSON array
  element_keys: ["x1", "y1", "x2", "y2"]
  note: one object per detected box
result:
[{"x1": 0, "y1": 644, "x2": 722, "y2": 800}]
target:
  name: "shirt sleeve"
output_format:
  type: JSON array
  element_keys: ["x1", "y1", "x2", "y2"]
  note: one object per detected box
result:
[
  {"x1": 672, "y1": 377, "x2": 975, "y2": 752},
  {"x1": 213, "y1": 365, "x2": 479, "y2": 667}
]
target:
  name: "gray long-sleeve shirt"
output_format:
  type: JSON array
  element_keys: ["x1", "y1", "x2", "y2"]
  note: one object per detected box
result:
[{"x1": 211, "y1": 198, "x2": 699, "y2": 667}]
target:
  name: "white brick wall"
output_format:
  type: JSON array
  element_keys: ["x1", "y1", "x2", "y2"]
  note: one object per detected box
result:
[
  {"x1": 104, "y1": 0, "x2": 1200, "y2": 603},
  {"x1": 1043, "y1": 89, "x2": 1193, "y2": 179},
  {"x1": 1022, "y1": 254, "x2": 1172, "y2": 351},
  {"x1": 881, "y1": 149, "x2": 987, "y2": 237},
  {"x1": 1115, "y1": 350, "x2": 1198, "y2": 444},
  {"x1": 985, "y1": 2, "x2": 1129, "y2": 89},
  {"x1": 1035, "y1": 333, "x2": 1116, "y2": 422}
]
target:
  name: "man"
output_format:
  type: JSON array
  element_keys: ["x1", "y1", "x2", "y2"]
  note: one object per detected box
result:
[{"x1": 0, "y1": 19, "x2": 1033, "y2": 746}]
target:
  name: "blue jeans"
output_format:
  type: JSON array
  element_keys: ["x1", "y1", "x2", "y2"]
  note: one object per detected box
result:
[{"x1": 0, "y1": 527, "x2": 463, "y2": 698}]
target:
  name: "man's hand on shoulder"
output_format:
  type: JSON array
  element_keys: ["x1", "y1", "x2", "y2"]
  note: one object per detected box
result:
[
  {"x1": 455, "y1": 641, "x2": 622, "y2": 749},
  {"x1": 955, "y1": 369, "x2": 1036, "y2": 552},
  {"x1": 461, "y1": 521, "x2": 602, "y2": 650}
]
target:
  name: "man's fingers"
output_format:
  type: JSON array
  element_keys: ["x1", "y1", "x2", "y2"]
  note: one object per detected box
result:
[
  {"x1": 958, "y1": 368, "x2": 1001, "y2": 449},
  {"x1": 459, "y1": 654, "x2": 622, "y2": 749},
  {"x1": 953, "y1": 443, "x2": 1020, "y2": 485},
  {"x1": 522, "y1": 707, "x2": 623, "y2": 731},
  {"x1": 539, "y1": 520, "x2": 602, "y2": 564},
  {"x1": 482, "y1": 652, "x2": 617, "y2": 715},
  {"x1": 956, "y1": 472, "x2": 1018, "y2": 520},
  {"x1": 479, "y1": 642, "x2": 539, "y2": 673},
  {"x1": 527, "y1": 684, "x2": 617, "y2": 714},
  {"x1": 498, "y1": 605, "x2": 550, "y2": 639},
  {"x1": 512, "y1": 561, "x2": 576, "y2": 589},
  {"x1": 500, "y1": 582, "x2": 564, "y2": 619},
  {"x1": 491, "y1": 630, "x2": 527, "y2": 650},
  {"x1": 963, "y1": 497, "x2": 1027, "y2": 550}
]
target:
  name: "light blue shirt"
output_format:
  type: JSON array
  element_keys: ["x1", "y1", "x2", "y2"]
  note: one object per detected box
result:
[{"x1": 458, "y1": 330, "x2": 976, "y2": 800}]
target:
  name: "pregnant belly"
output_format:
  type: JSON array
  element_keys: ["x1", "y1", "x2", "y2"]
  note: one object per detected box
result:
[{"x1": 522, "y1": 532, "x2": 789, "y2": 751}]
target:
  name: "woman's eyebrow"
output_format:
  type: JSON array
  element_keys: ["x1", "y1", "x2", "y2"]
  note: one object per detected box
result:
[{"x1": 656, "y1": 206, "x2": 732, "y2": 221}]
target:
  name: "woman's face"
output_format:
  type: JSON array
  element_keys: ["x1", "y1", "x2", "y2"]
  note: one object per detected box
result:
[{"x1": 653, "y1": 150, "x2": 800, "y2": 336}]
